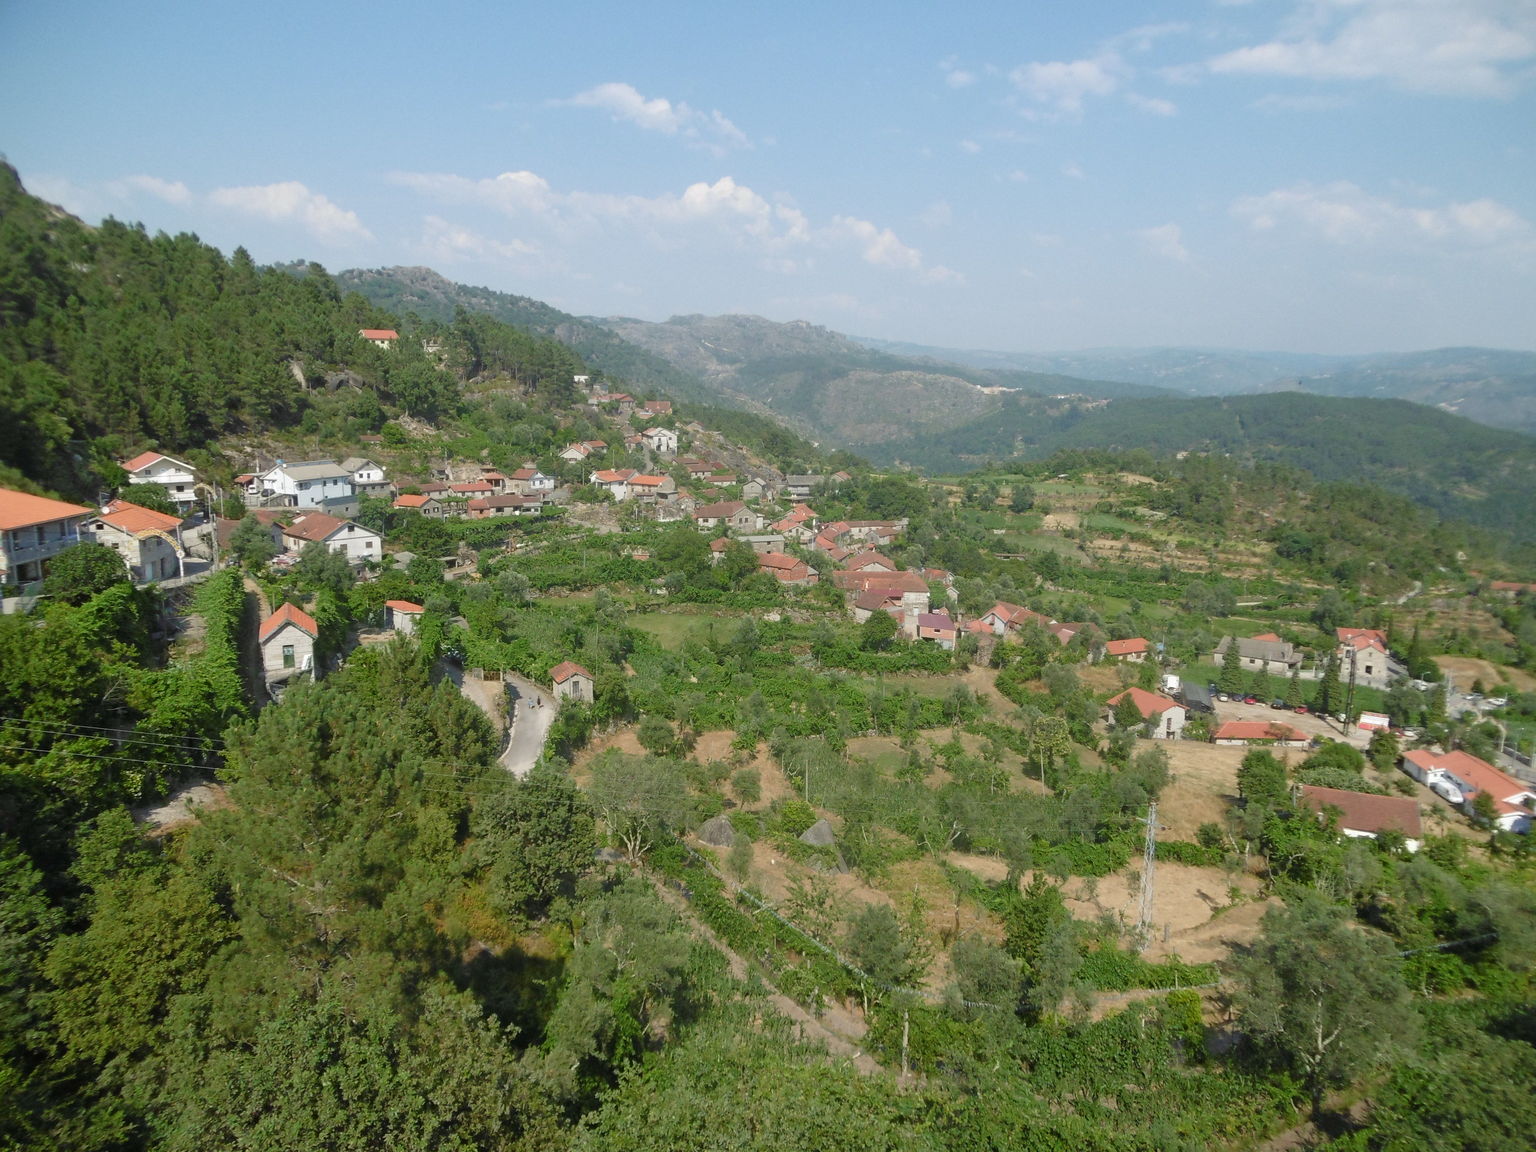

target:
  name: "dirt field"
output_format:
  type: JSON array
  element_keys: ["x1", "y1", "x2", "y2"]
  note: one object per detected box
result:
[{"x1": 1433, "y1": 655, "x2": 1536, "y2": 694}]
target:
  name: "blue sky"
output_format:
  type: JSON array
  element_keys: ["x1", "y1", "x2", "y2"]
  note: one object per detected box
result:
[{"x1": 2, "y1": 0, "x2": 1533, "y2": 354}]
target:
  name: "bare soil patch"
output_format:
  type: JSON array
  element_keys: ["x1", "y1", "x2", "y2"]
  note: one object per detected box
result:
[
  {"x1": 1155, "y1": 741, "x2": 1250, "y2": 840},
  {"x1": 1433, "y1": 655, "x2": 1536, "y2": 693}
]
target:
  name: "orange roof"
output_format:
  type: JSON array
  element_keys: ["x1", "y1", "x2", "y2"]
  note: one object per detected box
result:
[
  {"x1": 384, "y1": 599, "x2": 424, "y2": 614},
  {"x1": 96, "y1": 499, "x2": 182, "y2": 535},
  {"x1": 121, "y1": 450, "x2": 168, "y2": 473},
  {"x1": 259, "y1": 601, "x2": 318, "y2": 642},
  {"x1": 1214, "y1": 720, "x2": 1309, "y2": 742},
  {"x1": 0, "y1": 488, "x2": 91, "y2": 531},
  {"x1": 1417, "y1": 750, "x2": 1532, "y2": 812},
  {"x1": 1252, "y1": 632, "x2": 1283, "y2": 642},
  {"x1": 282, "y1": 512, "x2": 348, "y2": 542},
  {"x1": 1300, "y1": 786, "x2": 1422, "y2": 839},
  {"x1": 393, "y1": 494, "x2": 433, "y2": 508},
  {"x1": 360, "y1": 328, "x2": 398, "y2": 340},
  {"x1": 1107, "y1": 687, "x2": 1182, "y2": 719},
  {"x1": 550, "y1": 660, "x2": 592, "y2": 684},
  {"x1": 1106, "y1": 637, "x2": 1150, "y2": 656}
]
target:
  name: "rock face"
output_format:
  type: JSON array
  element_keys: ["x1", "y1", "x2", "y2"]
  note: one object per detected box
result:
[
  {"x1": 697, "y1": 814, "x2": 736, "y2": 847},
  {"x1": 798, "y1": 818, "x2": 836, "y2": 847}
]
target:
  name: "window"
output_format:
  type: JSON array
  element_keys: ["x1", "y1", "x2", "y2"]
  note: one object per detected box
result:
[{"x1": 282, "y1": 644, "x2": 295, "y2": 669}]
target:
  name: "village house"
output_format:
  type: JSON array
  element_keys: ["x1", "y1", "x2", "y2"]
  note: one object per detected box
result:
[
  {"x1": 1404, "y1": 749, "x2": 1535, "y2": 833},
  {"x1": 680, "y1": 459, "x2": 726, "y2": 481},
  {"x1": 82, "y1": 499, "x2": 184, "y2": 583},
  {"x1": 757, "y1": 552, "x2": 818, "y2": 587},
  {"x1": 393, "y1": 493, "x2": 445, "y2": 519},
  {"x1": 550, "y1": 660, "x2": 595, "y2": 702},
  {"x1": 359, "y1": 328, "x2": 398, "y2": 349},
  {"x1": 1214, "y1": 633, "x2": 1304, "y2": 676},
  {"x1": 260, "y1": 602, "x2": 318, "y2": 682},
  {"x1": 635, "y1": 400, "x2": 672, "y2": 418},
  {"x1": 591, "y1": 468, "x2": 637, "y2": 500},
  {"x1": 784, "y1": 474, "x2": 824, "y2": 502},
  {"x1": 466, "y1": 494, "x2": 545, "y2": 519},
  {"x1": 559, "y1": 440, "x2": 607, "y2": 463},
  {"x1": 281, "y1": 512, "x2": 381, "y2": 565},
  {"x1": 641, "y1": 426, "x2": 678, "y2": 456},
  {"x1": 978, "y1": 601, "x2": 1056, "y2": 639},
  {"x1": 1213, "y1": 720, "x2": 1310, "y2": 748},
  {"x1": 120, "y1": 451, "x2": 199, "y2": 511},
  {"x1": 1335, "y1": 627, "x2": 1401, "y2": 688},
  {"x1": 509, "y1": 466, "x2": 555, "y2": 496},
  {"x1": 627, "y1": 474, "x2": 676, "y2": 504},
  {"x1": 845, "y1": 550, "x2": 897, "y2": 574},
  {"x1": 248, "y1": 460, "x2": 356, "y2": 513},
  {"x1": 916, "y1": 612, "x2": 958, "y2": 650},
  {"x1": 1106, "y1": 687, "x2": 1187, "y2": 739},
  {"x1": 450, "y1": 481, "x2": 495, "y2": 500},
  {"x1": 836, "y1": 569, "x2": 931, "y2": 622},
  {"x1": 0, "y1": 488, "x2": 92, "y2": 589},
  {"x1": 732, "y1": 533, "x2": 787, "y2": 555},
  {"x1": 693, "y1": 501, "x2": 760, "y2": 533},
  {"x1": 341, "y1": 457, "x2": 391, "y2": 498},
  {"x1": 1105, "y1": 637, "x2": 1151, "y2": 663},
  {"x1": 740, "y1": 477, "x2": 777, "y2": 502},
  {"x1": 1299, "y1": 785, "x2": 1423, "y2": 852},
  {"x1": 384, "y1": 599, "x2": 425, "y2": 636}
]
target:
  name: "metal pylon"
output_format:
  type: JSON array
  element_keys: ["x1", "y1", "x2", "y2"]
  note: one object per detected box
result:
[{"x1": 1137, "y1": 802, "x2": 1158, "y2": 948}]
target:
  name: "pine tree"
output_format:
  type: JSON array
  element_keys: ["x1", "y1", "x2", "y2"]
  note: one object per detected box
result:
[
  {"x1": 1285, "y1": 668, "x2": 1303, "y2": 709},
  {"x1": 1314, "y1": 653, "x2": 1342, "y2": 717},
  {"x1": 1219, "y1": 637, "x2": 1244, "y2": 694}
]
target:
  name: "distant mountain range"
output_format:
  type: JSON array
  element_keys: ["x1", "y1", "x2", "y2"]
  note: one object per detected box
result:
[
  {"x1": 338, "y1": 266, "x2": 1536, "y2": 539},
  {"x1": 853, "y1": 337, "x2": 1536, "y2": 434}
]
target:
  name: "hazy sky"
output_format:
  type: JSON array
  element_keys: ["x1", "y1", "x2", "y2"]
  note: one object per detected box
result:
[{"x1": 3, "y1": 0, "x2": 1533, "y2": 354}]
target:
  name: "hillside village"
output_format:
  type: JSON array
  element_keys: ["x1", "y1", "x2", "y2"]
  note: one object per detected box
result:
[{"x1": 4, "y1": 180, "x2": 1536, "y2": 1150}]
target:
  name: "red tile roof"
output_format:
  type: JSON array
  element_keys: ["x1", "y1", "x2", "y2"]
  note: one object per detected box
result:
[
  {"x1": 282, "y1": 512, "x2": 348, "y2": 543},
  {"x1": 1300, "y1": 785, "x2": 1422, "y2": 840},
  {"x1": 95, "y1": 499, "x2": 182, "y2": 535},
  {"x1": 1214, "y1": 720, "x2": 1309, "y2": 742},
  {"x1": 550, "y1": 660, "x2": 592, "y2": 684},
  {"x1": 121, "y1": 450, "x2": 168, "y2": 473},
  {"x1": 259, "y1": 601, "x2": 318, "y2": 642},
  {"x1": 360, "y1": 328, "x2": 399, "y2": 340},
  {"x1": 384, "y1": 599, "x2": 424, "y2": 614},
  {"x1": 393, "y1": 494, "x2": 433, "y2": 508},
  {"x1": 0, "y1": 488, "x2": 91, "y2": 531},
  {"x1": 1107, "y1": 687, "x2": 1182, "y2": 720},
  {"x1": 1106, "y1": 637, "x2": 1150, "y2": 657}
]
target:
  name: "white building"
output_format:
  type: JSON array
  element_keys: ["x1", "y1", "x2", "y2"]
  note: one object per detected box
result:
[
  {"x1": 641, "y1": 426, "x2": 678, "y2": 456},
  {"x1": 250, "y1": 461, "x2": 355, "y2": 510},
  {"x1": 260, "y1": 602, "x2": 318, "y2": 682},
  {"x1": 82, "y1": 499, "x2": 184, "y2": 583},
  {"x1": 0, "y1": 488, "x2": 92, "y2": 590},
  {"x1": 120, "y1": 451, "x2": 199, "y2": 511},
  {"x1": 280, "y1": 512, "x2": 381, "y2": 565},
  {"x1": 340, "y1": 457, "x2": 391, "y2": 498}
]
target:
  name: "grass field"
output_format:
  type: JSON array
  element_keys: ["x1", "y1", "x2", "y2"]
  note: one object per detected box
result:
[{"x1": 630, "y1": 610, "x2": 735, "y2": 650}]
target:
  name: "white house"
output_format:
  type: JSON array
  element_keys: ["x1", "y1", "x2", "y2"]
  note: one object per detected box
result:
[
  {"x1": 551, "y1": 660, "x2": 595, "y2": 702},
  {"x1": 259, "y1": 602, "x2": 318, "y2": 682},
  {"x1": 385, "y1": 599, "x2": 425, "y2": 636},
  {"x1": 251, "y1": 461, "x2": 355, "y2": 510},
  {"x1": 341, "y1": 457, "x2": 391, "y2": 498},
  {"x1": 360, "y1": 328, "x2": 399, "y2": 349},
  {"x1": 281, "y1": 512, "x2": 381, "y2": 565},
  {"x1": 82, "y1": 499, "x2": 184, "y2": 583},
  {"x1": 1106, "y1": 687, "x2": 1187, "y2": 740},
  {"x1": 1405, "y1": 750, "x2": 1535, "y2": 833},
  {"x1": 641, "y1": 426, "x2": 678, "y2": 456},
  {"x1": 509, "y1": 466, "x2": 555, "y2": 496},
  {"x1": 0, "y1": 488, "x2": 92, "y2": 589},
  {"x1": 120, "y1": 451, "x2": 199, "y2": 511},
  {"x1": 1299, "y1": 785, "x2": 1423, "y2": 852}
]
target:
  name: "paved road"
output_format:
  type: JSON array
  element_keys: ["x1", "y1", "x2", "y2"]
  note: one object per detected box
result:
[{"x1": 501, "y1": 672, "x2": 555, "y2": 777}]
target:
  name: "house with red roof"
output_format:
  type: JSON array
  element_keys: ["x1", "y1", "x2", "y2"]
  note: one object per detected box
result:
[
  {"x1": 121, "y1": 451, "x2": 198, "y2": 510},
  {"x1": 693, "y1": 501, "x2": 759, "y2": 532},
  {"x1": 83, "y1": 499, "x2": 184, "y2": 583},
  {"x1": 1105, "y1": 637, "x2": 1151, "y2": 663},
  {"x1": 467, "y1": 494, "x2": 545, "y2": 519},
  {"x1": 259, "y1": 602, "x2": 318, "y2": 681},
  {"x1": 1335, "y1": 627, "x2": 1401, "y2": 687},
  {"x1": 916, "y1": 612, "x2": 958, "y2": 650},
  {"x1": 280, "y1": 512, "x2": 381, "y2": 565},
  {"x1": 509, "y1": 466, "x2": 555, "y2": 496},
  {"x1": 845, "y1": 550, "x2": 897, "y2": 573},
  {"x1": 359, "y1": 328, "x2": 399, "y2": 348},
  {"x1": 1299, "y1": 785, "x2": 1423, "y2": 852},
  {"x1": 1213, "y1": 720, "x2": 1310, "y2": 748},
  {"x1": 550, "y1": 660, "x2": 595, "y2": 702},
  {"x1": 393, "y1": 493, "x2": 445, "y2": 519},
  {"x1": 384, "y1": 599, "x2": 424, "y2": 636},
  {"x1": 0, "y1": 488, "x2": 92, "y2": 589},
  {"x1": 757, "y1": 552, "x2": 817, "y2": 587},
  {"x1": 1106, "y1": 687, "x2": 1187, "y2": 740},
  {"x1": 1403, "y1": 749, "x2": 1534, "y2": 833}
]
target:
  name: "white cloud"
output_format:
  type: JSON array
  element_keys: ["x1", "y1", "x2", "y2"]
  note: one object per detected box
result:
[
  {"x1": 1134, "y1": 223, "x2": 1191, "y2": 262},
  {"x1": 391, "y1": 169, "x2": 951, "y2": 280},
  {"x1": 1231, "y1": 181, "x2": 1532, "y2": 245},
  {"x1": 111, "y1": 174, "x2": 192, "y2": 204},
  {"x1": 561, "y1": 82, "x2": 748, "y2": 151},
  {"x1": 209, "y1": 181, "x2": 372, "y2": 244},
  {"x1": 418, "y1": 215, "x2": 539, "y2": 265},
  {"x1": 1207, "y1": 0, "x2": 1536, "y2": 96},
  {"x1": 958, "y1": 139, "x2": 982, "y2": 154},
  {"x1": 1061, "y1": 161, "x2": 1086, "y2": 180},
  {"x1": 940, "y1": 56, "x2": 978, "y2": 88},
  {"x1": 1126, "y1": 93, "x2": 1178, "y2": 116},
  {"x1": 1010, "y1": 54, "x2": 1121, "y2": 116}
]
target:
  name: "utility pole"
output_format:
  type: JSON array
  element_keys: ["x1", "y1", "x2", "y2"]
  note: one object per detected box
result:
[
  {"x1": 1344, "y1": 653, "x2": 1359, "y2": 733},
  {"x1": 1137, "y1": 802, "x2": 1158, "y2": 950}
]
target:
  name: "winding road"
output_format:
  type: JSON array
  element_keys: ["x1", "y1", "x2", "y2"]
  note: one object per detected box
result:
[{"x1": 449, "y1": 665, "x2": 555, "y2": 777}]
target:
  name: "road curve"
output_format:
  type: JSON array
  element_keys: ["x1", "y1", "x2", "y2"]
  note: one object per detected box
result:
[{"x1": 500, "y1": 671, "x2": 555, "y2": 777}]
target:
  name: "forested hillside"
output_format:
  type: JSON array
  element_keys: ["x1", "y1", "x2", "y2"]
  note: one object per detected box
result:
[
  {"x1": 336, "y1": 265, "x2": 717, "y2": 404},
  {"x1": 0, "y1": 168, "x2": 583, "y2": 499},
  {"x1": 877, "y1": 391, "x2": 1536, "y2": 541}
]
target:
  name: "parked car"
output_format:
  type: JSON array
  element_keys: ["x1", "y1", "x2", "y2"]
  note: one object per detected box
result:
[
  {"x1": 1270, "y1": 698, "x2": 1287, "y2": 709},
  {"x1": 1244, "y1": 695, "x2": 1260, "y2": 705},
  {"x1": 1294, "y1": 704, "x2": 1309, "y2": 714}
]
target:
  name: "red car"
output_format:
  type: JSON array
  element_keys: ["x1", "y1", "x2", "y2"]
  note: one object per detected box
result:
[
  {"x1": 1294, "y1": 704, "x2": 1308, "y2": 714},
  {"x1": 1243, "y1": 695, "x2": 1260, "y2": 704}
]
